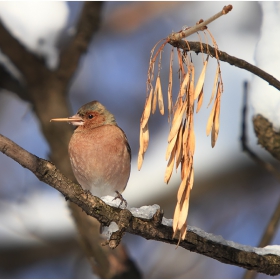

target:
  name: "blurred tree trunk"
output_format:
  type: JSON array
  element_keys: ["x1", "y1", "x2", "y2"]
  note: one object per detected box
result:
[{"x1": 0, "y1": 2, "x2": 141, "y2": 278}]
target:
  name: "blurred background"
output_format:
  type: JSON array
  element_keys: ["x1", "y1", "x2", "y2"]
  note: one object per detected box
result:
[{"x1": 0, "y1": 1, "x2": 279, "y2": 278}]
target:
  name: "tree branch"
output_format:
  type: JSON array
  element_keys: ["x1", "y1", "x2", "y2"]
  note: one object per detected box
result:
[
  {"x1": 241, "y1": 82, "x2": 280, "y2": 180},
  {"x1": 253, "y1": 114, "x2": 280, "y2": 162},
  {"x1": 1, "y1": 3, "x2": 279, "y2": 277},
  {"x1": 168, "y1": 5, "x2": 232, "y2": 41},
  {"x1": 0, "y1": 64, "x2": 28, "y2": 100},
  {"x1": 0, "y1": 3, "x2": 142, "y2": 278},
  {"x1": 57, "y1": 2, "x2": 103, "y2": 83},
  {"x1": 169, "y1": 40, "x2": 280, "y2": 92},
  {"x1": 0, "y1": 19, "x2": 47, "y2": 85},
  {"x1": 1, "y1": 133, "x2": 280, "y2": 276},
  {"x1": 241, "y1": 81, "x2": 280, "y2": 278}
]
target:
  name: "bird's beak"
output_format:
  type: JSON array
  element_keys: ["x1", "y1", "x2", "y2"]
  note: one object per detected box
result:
[{"x1": 50, "y1": 114, "x2": 84, "y2": 126}]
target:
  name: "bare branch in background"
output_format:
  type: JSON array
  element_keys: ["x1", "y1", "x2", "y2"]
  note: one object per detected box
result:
[
  {"x1": 0, "y1": 64, "x2": 28, "y2": 100},
  {"x1": 57, "y1": 2, "x2": 103, "y2": 83},
  {"x1": 253, "y1": 115, "x2": 280, "y2": 161},
  {"x1": 1, "y1": 2, "x2": 280, "y2": 278},
  {"x1": 241, "y1": 81, "x2": 280, "y2": 279},
  {"x1": 0, "y1": 2, "x2": 141, "y2": 278},
  {"x1": 241, "y1": 81, "x2": 280, "y2": 180}
]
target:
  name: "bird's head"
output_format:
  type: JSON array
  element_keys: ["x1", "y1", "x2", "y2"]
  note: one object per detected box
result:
[{"x1": 50, "y1": 101, "x2": 117, "y2": 129}]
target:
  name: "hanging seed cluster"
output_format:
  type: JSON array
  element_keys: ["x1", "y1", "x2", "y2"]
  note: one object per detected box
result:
[{"x1": 138, "y1": 31, "x2": 223, "y2": 241}]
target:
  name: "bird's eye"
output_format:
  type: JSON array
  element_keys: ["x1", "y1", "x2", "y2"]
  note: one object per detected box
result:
[{"x1": 88, "y1": 114, "x2": 94, "y2": 119}]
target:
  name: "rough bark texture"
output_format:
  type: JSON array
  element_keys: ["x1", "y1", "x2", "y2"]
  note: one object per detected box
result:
[
  {"x1": 1, "y1": 133, "x2": 280, "y2": 277},
  {"x1": 0, "y1": 3, "x2": 141, "y2": 278},
  {"x1": 168, "y1": 40, "x2": 280, "y2": 92},
  {"x1": 253, "y1": 114, "x2": 280, "y2": 161},
  {"x1": 1, "y1": 4, "x2": 280, "y2": 278}
]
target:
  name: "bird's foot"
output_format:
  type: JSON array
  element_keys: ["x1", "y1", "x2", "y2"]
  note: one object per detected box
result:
[{"x1": 113, "y1": 191, "x2": 127, "y2": 208}]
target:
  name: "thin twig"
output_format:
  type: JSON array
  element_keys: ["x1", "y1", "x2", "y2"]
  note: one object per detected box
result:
[
  {"x1": 168, "y1": 5, "x2": 232, "y2": 41},
  {"x1": 169, "y1": 41, "x2": 280, "y2": 92}
]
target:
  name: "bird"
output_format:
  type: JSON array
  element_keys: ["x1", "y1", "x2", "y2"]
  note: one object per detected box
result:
[{"x1": 51, "y1": 101, "x2": 131, "y2": 206}]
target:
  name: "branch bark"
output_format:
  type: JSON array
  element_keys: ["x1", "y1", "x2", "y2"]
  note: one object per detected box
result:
[
  {"x1": 0, "y1": 18, "x2": 46, "y2": 85},
  {"x1": 57, "y1": 2, "x2": 102, "y2": 83},
  {"x1": 1, "y1": 133, "x2": 280, "y2": 277},
  {"x1": 253, "y1": 114, "x2": 280, "y2": 162},
  {"x1": 169, "y1": 40, "x2": 280, "y2": 92},
  {"x1": 0, "y1": 2, "x2": 141, "y2": 278},
  {"x1": 1, "y1": 3, "x2": 280, "y2": 278},
  {"x1": 0, "y1": 64, "x2": 28, "y2": 100},
  {"x1": 241, "y1": 81, "x2": 280, "y2": 278},
  {"x1": 168, "y1": 5, "x2": 232, "y2": 41}
]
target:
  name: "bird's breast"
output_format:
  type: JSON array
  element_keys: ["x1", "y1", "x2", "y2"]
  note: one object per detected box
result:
[{"x1": 68, "y1": 125, "x2": 131, "y2": 197}]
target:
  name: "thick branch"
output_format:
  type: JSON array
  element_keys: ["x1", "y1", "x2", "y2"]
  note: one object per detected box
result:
[
  {"x1": 1, "y1": 133, "x2": 280, "y2": 276},
  {"x1": 169, "y1": 41, "x2": 280, "y2": 92},
  {"x1": 57, "y1": 2, "x2": 103, "y2": 83},
  {"x1": 0, "y1": 3, "x2": 141, "y2": 278},
  {"x1": 0, "y1": 19, "x2": 47, "y2": 85},
  {"x1": 0, "y1": 64, "x2": 28, "y2": 100},
  {"x1": 241, "y1": 81, "x2": 280, "y2": 278},
  {"x1": 241, "y1": 82, "x2": 280, "y2": 180},
  {"x1": 253, "y1": 114, "x2": 280, "y2": 161}
]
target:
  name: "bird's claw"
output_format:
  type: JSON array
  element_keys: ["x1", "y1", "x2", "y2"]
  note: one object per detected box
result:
[{"x1": 113, "y1": 191, "x2": 127, "y2": 208}]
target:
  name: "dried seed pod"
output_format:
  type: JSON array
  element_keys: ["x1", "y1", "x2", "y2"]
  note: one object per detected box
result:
[
  {"x1": 172, "y1": 102, "x2": 183, "y2": 126},
  {"x1": 152, "y1": 87, "x2": 157, "y2": 114},
  {"x1": 177, "y1": 174, "x2": 188, "y2": 202},
  {"x1": 142, "y1": 122, "x2": 149, "y2": 153},
  {"x1": 157, "y1": 78, "x2": 165, "y2": 115},
  {"x1": 194, "y1": 56, "x2": 208, "y2": 100},
  {"x1": 138, "y1": 126, "x2": 144, "y2": 170},
  {"x1": 206, "y1": 89, "x2": 218, "y2": 136},
  {"x1": 211, "y1": 96, "x2": 220, "y2": 147},
  {"x1": 189, "y1": 167, "x2": 194, "y2": 190},
  {"x1": 172, "y1": 202, "x2": 181, "y2": 234},
  {"x1": 179, "y1": 72, "x2": 190, "y2": 99},
  {"x1": 140, "y1": 27, "x2": 226, "y2": 241},
  {"x1": 188, "y1": 124, "x2": 196, "y2": 156},
  {"x1": 177, "y1": 189, "x2": 190, "y2": 230},
  {"x1": 152, "y1": 77, "x2": 160, "y2": 114},
  {"x1": 180, "y1": 222, "x2": 187, "y2": 241},
  {"x1": 168, "y1": 48, "x2": 174, "y2": 122},
  {"x1": 165, "y1": 132, "x2": 178, "y2": 160},
  {"x1": 137, "y1": 151, "x2": 144, "y2": 171},
  {"x1": 208, "y1": 65, "x2": 220, "y2": 107},
  {"x1": 196, "y1": 87, "x2": 204, "y2": 113},
  {"x1": 141, "y1": 88, "x2": 153, "y2": 128},
  {"x1": 168, "y1": 101, "x2": 187, "y2": 142},
  {"x1": 175, "y1": 120, "x2": 185, "y2": 169},
  {"x1": 164, "y1": 145, "x2": 176, "y2": 184},
  {"x1": 189, "y1": 63, "x2": 195, "y2": 99}
]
